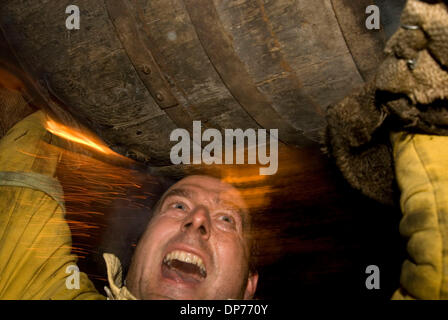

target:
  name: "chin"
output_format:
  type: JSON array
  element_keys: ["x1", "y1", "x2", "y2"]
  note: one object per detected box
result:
[
  {"x1": 142, "y1": 288, "x2": 205, "y2": 300},
  {"x1": 141, "y1": 292, "x2": 177, "y2": 300}
]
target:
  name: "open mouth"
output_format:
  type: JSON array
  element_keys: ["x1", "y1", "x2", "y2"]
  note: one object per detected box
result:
[{"x1": 161, "y1": 250, "x2": 207, "y2": 284}]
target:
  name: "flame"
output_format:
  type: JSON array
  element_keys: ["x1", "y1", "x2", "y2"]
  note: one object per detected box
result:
[{"x1": 45, "y1": 118, "x2": 115, "y2": 155}]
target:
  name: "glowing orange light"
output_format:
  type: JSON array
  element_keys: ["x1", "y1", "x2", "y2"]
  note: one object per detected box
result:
[
  {"x1": 222, "y1": 174, "x2": 267, "y2": 184},
  {"x1": 45, "y1": 119, "x2": 115, "y2": 155}
]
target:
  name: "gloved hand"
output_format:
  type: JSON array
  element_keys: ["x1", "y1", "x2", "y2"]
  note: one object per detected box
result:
[
  {"x1": 324, "y1": 0, "x2": 448, "y2": 300},
  {"x1": 375, "y1": 0, "x2": 448, "y2": 112},
  {"x1": 324, "y1": 0, "x2": 448, "y2": 205}
]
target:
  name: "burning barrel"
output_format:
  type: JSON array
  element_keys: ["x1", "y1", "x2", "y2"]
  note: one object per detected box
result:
[{"x1": 0, "y1": 0, "x2": 401, "y2": 166}]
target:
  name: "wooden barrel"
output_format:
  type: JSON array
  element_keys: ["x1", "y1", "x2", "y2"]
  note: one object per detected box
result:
[{"x1": 0, "y1": 0, "x2": 399, "y2": 165}]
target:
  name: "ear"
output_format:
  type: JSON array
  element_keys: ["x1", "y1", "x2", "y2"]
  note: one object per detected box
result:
[{"x1": 243, "y1": 271, "x2": 259, "y2": 299}]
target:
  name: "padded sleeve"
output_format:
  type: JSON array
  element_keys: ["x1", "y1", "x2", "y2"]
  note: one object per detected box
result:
[
  {"x1": 390, "y1": 131, "x2": 448, "y2": 299},
  {"x1": 0, "y1": 111, "x2": 105, "y2": 300}
]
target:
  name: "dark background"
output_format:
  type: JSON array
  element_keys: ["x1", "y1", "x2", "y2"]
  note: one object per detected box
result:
[{"x1": 57, "y1": 144, "x2": 405, "y2": 300}]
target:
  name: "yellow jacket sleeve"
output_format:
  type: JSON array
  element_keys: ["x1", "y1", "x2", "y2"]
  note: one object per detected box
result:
[
  {"x1": 0, "y1": 111, "x2": 105, "y2": 300},
  {"x1": 390, "y1": 132, "x2": 448, "y2": 300}
]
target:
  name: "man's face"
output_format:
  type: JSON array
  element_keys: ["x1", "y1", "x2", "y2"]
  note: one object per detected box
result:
[{"x1": 126, "y1": 175, "x2": 258, "y2": 300}]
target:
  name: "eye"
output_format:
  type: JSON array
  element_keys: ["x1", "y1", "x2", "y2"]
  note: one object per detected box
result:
[
  {"x1": 172, "y1": 202, "x2": 187, "y2": 211},
  {"x1": 219, "y1": 214, "x2": 234, "y2": 224}
]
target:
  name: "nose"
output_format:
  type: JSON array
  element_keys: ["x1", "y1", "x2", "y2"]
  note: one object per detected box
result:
[{"x1": 182, "y1": 205, "x2": 211, "y2": 240}]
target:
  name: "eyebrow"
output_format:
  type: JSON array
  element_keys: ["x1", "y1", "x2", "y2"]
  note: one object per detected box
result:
[
  {"x1": 162, "y1": 188, "x2": 196, "y2": 201},
  {"x1": 217, "y1": 199, "x2": 244, "y2": 216}
]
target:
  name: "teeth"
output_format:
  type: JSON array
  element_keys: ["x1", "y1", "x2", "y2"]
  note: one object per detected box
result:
[
  {"x1": 173, "y1": 251, "x2": 180, "y2": 261},
  {"x1": 164, "y1": 250, "x2": 206, "y2": 276}
]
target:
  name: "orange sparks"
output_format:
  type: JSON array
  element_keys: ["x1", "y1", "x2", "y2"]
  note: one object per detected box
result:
[{"x1": 45, "y1": 118, "x2": 115, "y2": 155}]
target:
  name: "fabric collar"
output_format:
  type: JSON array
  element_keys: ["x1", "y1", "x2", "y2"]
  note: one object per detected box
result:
[{"x1": 103, "y1": 253, "x2": 137, "y2": 300}]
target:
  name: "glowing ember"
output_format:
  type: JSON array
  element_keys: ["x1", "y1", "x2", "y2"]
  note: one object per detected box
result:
[{"x1": 45, "y1": 118, "x2": 115, "y2": 155}]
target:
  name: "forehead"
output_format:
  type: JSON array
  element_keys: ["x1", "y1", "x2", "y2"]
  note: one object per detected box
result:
[{"x1": 163, "y1": 175, "x2": 247, "y2": 209}]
